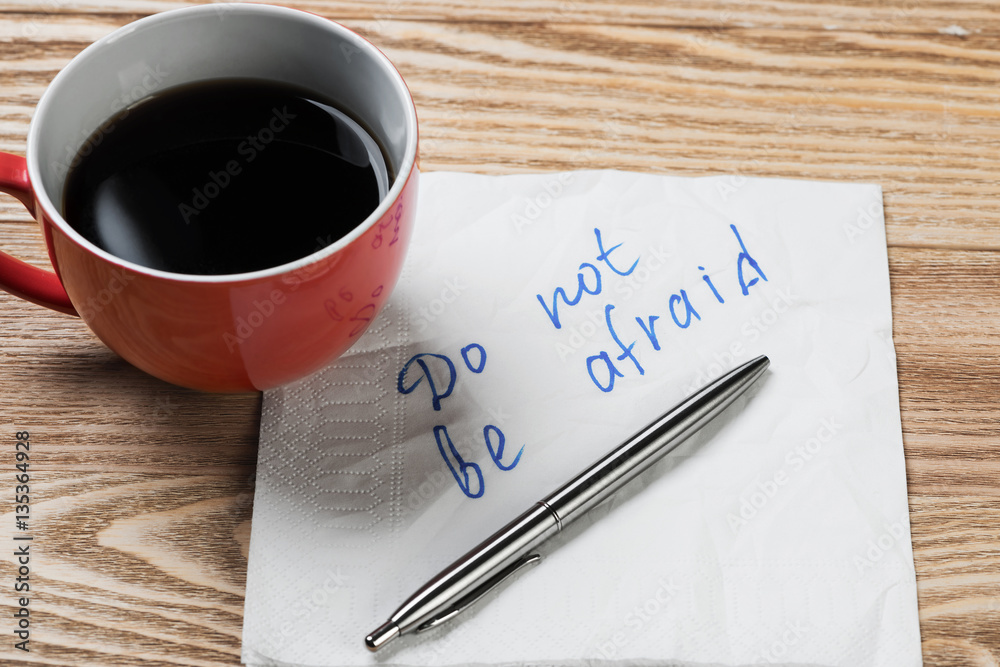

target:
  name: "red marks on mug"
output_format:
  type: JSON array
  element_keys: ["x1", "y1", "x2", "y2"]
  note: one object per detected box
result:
[
  {"x1": 372, "y1": 203, "x2": 403, "y2": 249},
  {"x1": 324, "y1": 285, "x2": 385, "y2": 337}
]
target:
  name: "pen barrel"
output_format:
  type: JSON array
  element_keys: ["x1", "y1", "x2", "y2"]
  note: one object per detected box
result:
[
  {"x1": 542, "y1": 355, "x2": 769, "y2": 526},
  {"x1": 389, "y1": 502, "x2": 559, "y2": 635}
]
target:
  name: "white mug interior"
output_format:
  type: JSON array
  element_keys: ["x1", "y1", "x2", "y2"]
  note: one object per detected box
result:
[{"x1": 26, "y1": 3, "x2": 418, "y2": 280}]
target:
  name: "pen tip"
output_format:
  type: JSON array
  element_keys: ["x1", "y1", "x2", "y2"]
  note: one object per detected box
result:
[
  {"x1": 365, "y1": 622, "x2": 399, "y2": 652},
  {"x1": 747, "y1": 354, "x2": 770, "y2": 381}
]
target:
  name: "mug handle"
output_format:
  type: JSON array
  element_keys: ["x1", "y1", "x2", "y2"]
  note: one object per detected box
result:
[{"x1": 0, "y1": 152, "x2": 77, "y2": 315}]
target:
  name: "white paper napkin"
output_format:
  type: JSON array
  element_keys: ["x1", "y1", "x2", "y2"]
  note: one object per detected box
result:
[{"x1": 242, "y1": 170, "x2": 922, "y2": 667}]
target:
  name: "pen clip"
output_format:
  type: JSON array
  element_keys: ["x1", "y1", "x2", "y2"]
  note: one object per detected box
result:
[{"x1": 415, "y1": 553, "x2": 542, "y2": 633}]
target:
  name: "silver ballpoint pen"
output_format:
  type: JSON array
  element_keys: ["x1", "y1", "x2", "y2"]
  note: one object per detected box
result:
[{"x1": 365, "y1": 354, "x2": 770, "y2": 651}]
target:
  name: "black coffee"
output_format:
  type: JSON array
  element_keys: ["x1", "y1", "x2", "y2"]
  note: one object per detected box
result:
[{"x1": 63, "y1": 79, "x2": 391, "y2": 275}]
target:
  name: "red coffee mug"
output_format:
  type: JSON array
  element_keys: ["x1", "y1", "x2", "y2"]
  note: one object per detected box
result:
[{"x1": 0, "y1": 4, "x2": 418, "y2": 391}]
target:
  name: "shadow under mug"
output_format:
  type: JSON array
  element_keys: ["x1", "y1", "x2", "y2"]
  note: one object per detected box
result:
[{"x1": 0, "y1": 4, "x2": 419, "y2": 392}]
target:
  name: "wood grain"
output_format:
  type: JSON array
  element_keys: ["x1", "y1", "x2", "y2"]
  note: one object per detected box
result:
[{"x1": 0, "y1": 1, "x2": 998, "y2": 664}]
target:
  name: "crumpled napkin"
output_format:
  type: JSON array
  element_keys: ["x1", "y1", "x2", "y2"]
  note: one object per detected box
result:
[{"x1": 242, "y1": 170, "x2": 922, "y2": 667}]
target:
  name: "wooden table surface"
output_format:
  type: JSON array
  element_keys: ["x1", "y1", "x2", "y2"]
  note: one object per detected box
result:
[{"x1": 1, "y1": 1, "x2": 998, "y2": 665}]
